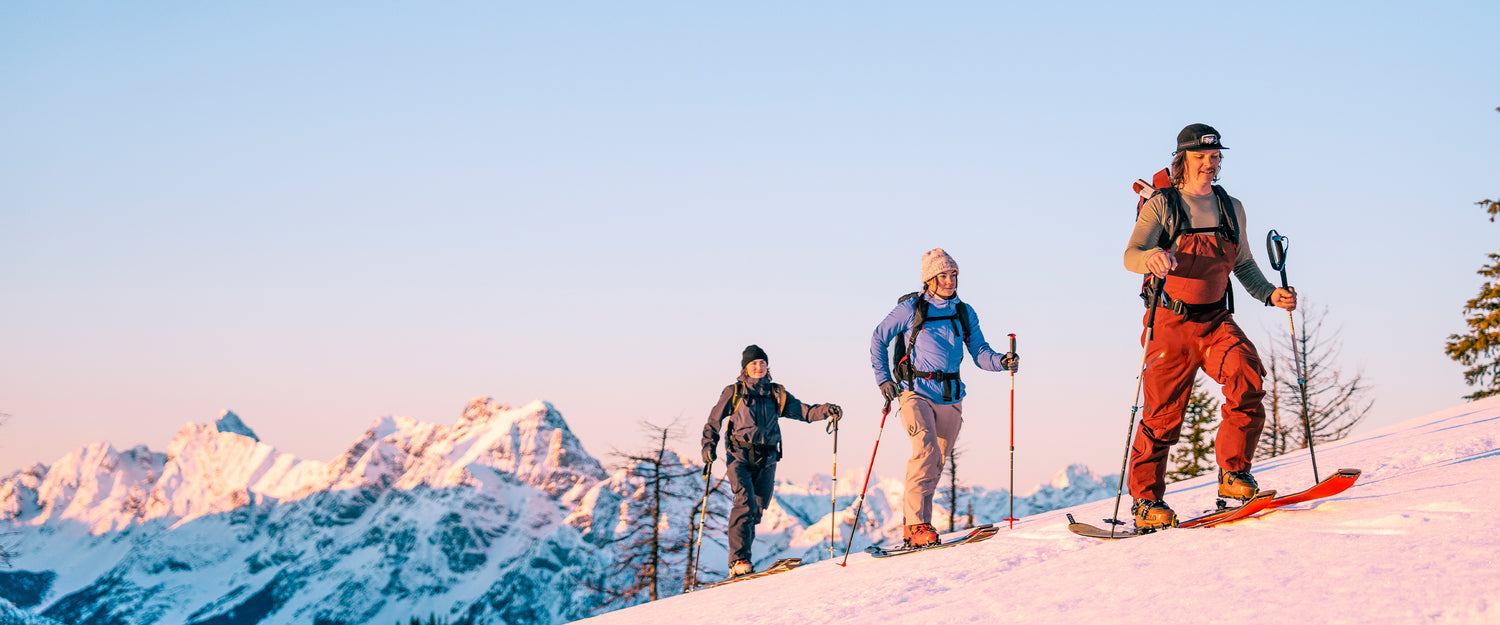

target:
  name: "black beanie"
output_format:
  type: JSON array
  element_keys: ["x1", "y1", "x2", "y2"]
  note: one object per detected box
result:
[{"x1": 741, "y1": 344, "x2": 769, "y2": 369}]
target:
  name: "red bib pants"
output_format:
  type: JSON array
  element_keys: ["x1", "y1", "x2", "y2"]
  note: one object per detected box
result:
[{"x1": 1127, "y1": 229, "x2": 1267, "y2": 501}]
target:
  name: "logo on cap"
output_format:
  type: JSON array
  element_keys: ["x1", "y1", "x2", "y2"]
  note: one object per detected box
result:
[{"x1": 1200, "y1": 134, "x2": 1218, "y2": 146}]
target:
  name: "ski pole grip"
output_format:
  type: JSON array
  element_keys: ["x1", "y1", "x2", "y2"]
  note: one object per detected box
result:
[
  {"x1": 1266, "y1": 230, "x2": 1291, "y2": 288},
  {"x1": 1008, "y1": 333, "x2": 1016, "y2": 353},
  {"x1": 1144, "y1": 275, "x2": 1163, "y2": 330}
]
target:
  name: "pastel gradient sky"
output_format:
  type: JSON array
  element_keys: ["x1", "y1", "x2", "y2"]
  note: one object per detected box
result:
[{"x1": 3, "y1": 2, "x2": 1496, "y2": 491}]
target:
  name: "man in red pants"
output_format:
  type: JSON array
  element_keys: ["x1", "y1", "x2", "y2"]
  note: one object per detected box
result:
[{"x1": 1123, "y1": 123, "x2": 1299, "y2": 531}]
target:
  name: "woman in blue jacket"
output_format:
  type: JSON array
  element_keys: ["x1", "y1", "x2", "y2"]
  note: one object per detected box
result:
[{"x1": 869, "y1": 248, "x2": 1018, "y2": 547}]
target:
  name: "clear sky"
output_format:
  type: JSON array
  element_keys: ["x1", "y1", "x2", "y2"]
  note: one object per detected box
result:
[{"x1": 3, "y1": 2, "x2": 1496, "y2": 492}]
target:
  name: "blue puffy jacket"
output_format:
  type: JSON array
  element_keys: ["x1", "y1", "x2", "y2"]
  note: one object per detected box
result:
[{"x1": 870, "y1": 292, "x2": 1008, "y2": 404}]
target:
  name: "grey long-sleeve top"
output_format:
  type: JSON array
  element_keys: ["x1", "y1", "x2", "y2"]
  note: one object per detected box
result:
[{"x1": 1123, "y1": 187, "x2": 1279, "y2": 304}]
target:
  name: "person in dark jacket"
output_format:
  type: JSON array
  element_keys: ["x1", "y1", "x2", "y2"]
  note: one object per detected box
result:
[{"x1": 702, "y1": 344, "x2": 841, "y2": 577}]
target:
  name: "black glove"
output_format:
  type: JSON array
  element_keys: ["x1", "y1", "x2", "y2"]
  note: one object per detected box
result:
[
  {"x1": 879, "y1": 380, "x2": 901, "y2": 403},
  {"x1": 824, "y1": 405, "x2": 842, "y2": 433},
  {"x1": 1001, "y1": 351, "x2": 1020, "y2": 373},
  {"x1": 702, "y1": 443, "x2": 717, "y2": 465}
]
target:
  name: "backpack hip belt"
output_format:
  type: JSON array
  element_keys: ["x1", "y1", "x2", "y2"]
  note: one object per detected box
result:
[
  {"x1": 729, "y1": 438, "x2": 783, "y2": 463},
  {"x1": 897, "y1": 366, "x2": 962, "y2": 402},
  {"x1": 1157, "y1": 293, "x2": 1228, "y2": 317}
]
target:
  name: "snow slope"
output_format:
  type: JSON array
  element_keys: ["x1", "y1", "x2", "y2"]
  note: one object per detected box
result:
[{"x1": 580, "y1": 397, "x2": 1500, "y2": 625}]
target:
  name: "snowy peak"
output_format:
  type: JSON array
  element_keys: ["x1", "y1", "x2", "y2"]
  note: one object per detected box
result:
[
  {"x1": 0, "y1": 464, "x2": 49, "y2": 523},
  {"x1": 367, "y1": 398, "x2": 608, "y2": 496},
  {"x1": 18, "y1": 442, "x2": 165, "y2": 532},
  {"x1": 150, "y1": 421, "x2": 310, "y2": 524},
  {"x1": 0, "y1": 400, "x2": 611, "y2": 538},
  {"x1": 1047, "y1": 463, "x2": 1103, "y2": 491},
  {"x1": 213, "y1": 410, "x2": 259, "y2": 441}
]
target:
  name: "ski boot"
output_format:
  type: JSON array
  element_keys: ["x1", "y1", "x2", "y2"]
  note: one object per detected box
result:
[
  {"x1": 729, "y1": 559, "x2": 753, "y2": 577},
  {"x1": 903, "y1": 523, "x2": 941, "y2": 548},
  {"x1": 1131, "y1": 499, "x2": 1178, "y2": 533},
  {"x1": 1218, "y1": 469, "x2": 1260, "y2": 502}
]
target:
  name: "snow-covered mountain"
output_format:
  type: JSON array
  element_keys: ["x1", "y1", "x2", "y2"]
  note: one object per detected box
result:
[
  {"x1": 0, "y1": 399, "x2": 1116, "y2": 625},
  {"x1": 0, "y1": 596, "x2": 65, "y2": 625}
]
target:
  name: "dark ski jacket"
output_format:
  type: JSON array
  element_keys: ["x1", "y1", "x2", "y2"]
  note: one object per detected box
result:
[{"x1": 702, "y1": 374, "x2": 834, "y2": 455}]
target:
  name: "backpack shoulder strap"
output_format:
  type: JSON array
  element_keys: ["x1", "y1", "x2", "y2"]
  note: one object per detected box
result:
[
  {"x1": 956, "y1": 302, "x2": 973, "y2": 345},
  {"x1": 908, "y1": 295, "x2": 930, "y2": 353},
  {"x1": 1211, "y1": 185, "x2": 1239, "y2": 243},
  {"x1": 1213, "y1": 185, "x2": 1239, "y2": 314},
  {"x1": 892, "y1": 292, "x2": 928, "y2": 384},
  {"x1": 731, "y1": 381, "x2": 786, "y2": 414},
  {"x1": 1158, "y1": 186, "x2": 1187, "y2": 249},
  {"x1": 729, "y1": 381, "x2": 744, "y2": 415}
]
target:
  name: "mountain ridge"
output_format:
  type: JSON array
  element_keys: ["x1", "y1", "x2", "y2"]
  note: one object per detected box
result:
[{"x1": 0, "y1": 397, "x2": 1118, "y2": 625}]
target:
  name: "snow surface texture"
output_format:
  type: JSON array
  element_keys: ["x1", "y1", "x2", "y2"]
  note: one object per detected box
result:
[
  {"x1": 581, "y1": 397, "x2": 1500, "y2": 625},
  {"x1": 0, "y1": 398, "x2": 1111, "y2": 624}
]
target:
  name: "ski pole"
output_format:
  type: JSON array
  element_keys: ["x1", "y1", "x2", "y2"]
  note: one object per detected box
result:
[
  {"x1": 828, "y1": 415, "x2": 839, "y2": 559},
  {"x1": 1108, "y1": 275, "x2": 1166, "y2": 537},
  {"x1": 1267, "y1": 229, "x2": 1319, "y2": 482},
  {"x1": 1003, "y1": 333, "x2": 1019, "y2": 530},
  {"x1": 838, "y1": 399, "x2": 893, "y2": 567},
  {"x1": 687, "y1": 462, "x2": 714, "y2": 591}
]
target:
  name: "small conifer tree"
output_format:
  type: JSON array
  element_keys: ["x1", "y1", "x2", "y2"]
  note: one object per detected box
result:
[
  {"x1": 592, "y1": 421, "x2": 697, "y2": 607},
  {"x1": 1446, "y1": 176, "x2": 1500, "y2": 400},
  {"x1": 1259, "y1": 304, "x2": 1373, "y2": 454},
  {"x1": 1166, "y1": 379, "x2": 1220, "y2": 482}
]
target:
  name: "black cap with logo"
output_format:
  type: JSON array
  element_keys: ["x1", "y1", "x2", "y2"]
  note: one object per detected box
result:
[{"x1": 1175, "y1": 123, "x2": 1229, "y2": 153}]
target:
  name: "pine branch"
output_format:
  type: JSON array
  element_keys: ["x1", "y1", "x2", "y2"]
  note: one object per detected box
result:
[{"x1": 1447, "y1": 252, "x2": 1500, "y2": 400}]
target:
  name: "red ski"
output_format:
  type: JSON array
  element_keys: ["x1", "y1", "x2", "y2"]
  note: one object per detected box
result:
[
  {"x1": 1068, "y1": 490, "x2": 1278, "y2": 539},
  {"x1": 1068, "y1": 468, "x2": 1362, "y2": 540},
  {"x1": 1263, "y1": 468, "x2": 1362, "y2": 510}
]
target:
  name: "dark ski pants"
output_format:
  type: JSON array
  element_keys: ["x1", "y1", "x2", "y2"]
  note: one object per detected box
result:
[
  {"x1": 1128, "y1": 310, "x2": 1267, "y2": 501},
  {"x1": 725, "y1": 444, "x2": 777, "y2": 565}
]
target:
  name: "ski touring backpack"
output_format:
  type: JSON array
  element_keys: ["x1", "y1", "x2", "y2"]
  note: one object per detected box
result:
[
  {"x1": 890, "y1": 291, "x2": 971, "y2": 401},
  {"x1": 725, "y1": 381, "x2": 789, "y2": 461},
  {"x1": 1132, "y1": 168, "x2": 1240, "y2": 315},
  {"x1": 728, "y1": 380, "x2": 787, "y2": 416}
]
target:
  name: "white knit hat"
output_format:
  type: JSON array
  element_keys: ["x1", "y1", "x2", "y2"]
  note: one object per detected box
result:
[{"x1": 921, "y1": 248, "x2": 959, "y2": 284}]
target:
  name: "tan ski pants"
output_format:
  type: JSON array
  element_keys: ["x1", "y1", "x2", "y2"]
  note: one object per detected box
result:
[{"x1": 899, "y1": 391, "x2": 963, "y2": 525}]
